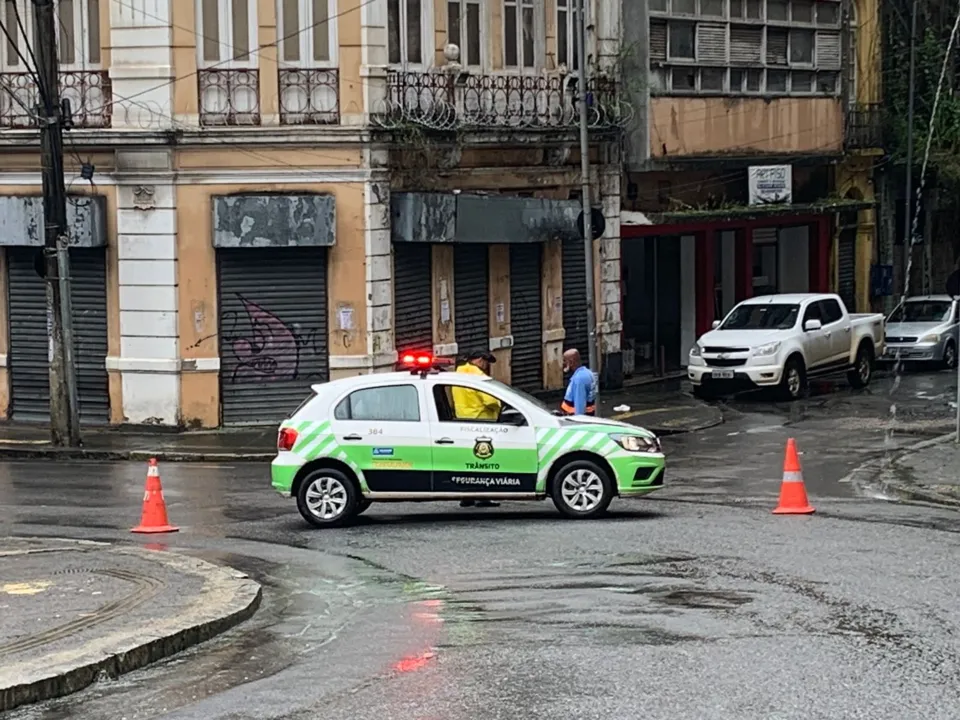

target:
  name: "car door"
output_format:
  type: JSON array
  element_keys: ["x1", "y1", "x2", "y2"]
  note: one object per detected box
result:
[
  {"x1": 819, "y1": 298, "x2": 850, "y2": 364},
  {"x1": 427, "y1": 379, "x2": 540, "y2": 494},
  {"x1": 330, "y1": 382, "x2": 433, "y2": 493},
  {"x1": 801, "y1": 301, "x2": 830, "y2": 368}
]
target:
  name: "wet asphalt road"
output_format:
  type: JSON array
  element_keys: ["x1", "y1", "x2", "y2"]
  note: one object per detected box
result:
[{"x1": 4, "y1": 369, "x2": 960, "y2": 719}]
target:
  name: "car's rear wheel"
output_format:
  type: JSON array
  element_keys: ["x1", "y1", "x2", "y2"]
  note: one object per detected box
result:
[
  {"x1": 296, "y1": 468, "x2": 359, "y2": 528},
  {"x1": 550, "y1": 460, "x2": 614, "y2": 519},
  {"x1": 848, "y1": 343, "x2": 874, "y2": 389}
]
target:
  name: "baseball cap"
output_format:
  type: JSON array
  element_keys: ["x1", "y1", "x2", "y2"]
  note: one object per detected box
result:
[{"x1": 465, "y1": 349, "x2": 496, "y2": 363}]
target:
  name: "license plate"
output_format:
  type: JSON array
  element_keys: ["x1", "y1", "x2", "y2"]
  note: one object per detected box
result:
[{"x1": 711, "y1": 369, "x2": 735, "y2": 380}]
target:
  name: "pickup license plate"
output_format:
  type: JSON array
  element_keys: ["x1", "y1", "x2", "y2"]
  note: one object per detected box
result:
[{"x1": 711, "y1": 369, "x2": 735, "y2": 380}]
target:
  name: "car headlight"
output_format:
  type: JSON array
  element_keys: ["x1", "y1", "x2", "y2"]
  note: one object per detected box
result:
[
  {"x1": 689, "y1": 344, "x2": 701, "y2": 357},
  {"x1": 919, "y1": 333, "x2": 941, "y2": 343},
  {"x1": 611, "y1": 434, "x2": 661, "y2": 453},
  {"x1": 752, "y1": 341, "x2": 781, "y2": 357}
]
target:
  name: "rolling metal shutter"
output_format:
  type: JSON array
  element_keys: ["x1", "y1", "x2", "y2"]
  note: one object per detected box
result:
[
  {"x1": 217, "y1": 247, "x2": 328, "y2": 426},
  {"x1": 838, "y1": 228, "x2": 857, "y2": 312},
  {"x1": 7, "y1": 247, "x2": 109, "y2": 424},
  {"x1": 510, "y1": 244, "x2": 543, "y2": 391},
  {"x1": 562, "y1": 236, "x2": 589, "y2": 354},
  {"x1": 393, "y1": 243, "x2": 433, "y2": 354},
  {"x1": 454, "y1": 244, "x2": 489, "y2": 357}
]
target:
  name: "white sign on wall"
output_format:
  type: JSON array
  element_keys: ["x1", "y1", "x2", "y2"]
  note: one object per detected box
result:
[{"x1": 748, "y1": 165, "x2": 792, "y2": 205}]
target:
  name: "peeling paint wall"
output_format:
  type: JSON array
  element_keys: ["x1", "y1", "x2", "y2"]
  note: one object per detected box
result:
[
  {"x1": 0, "y1": 196, "x2": 107, "y2": 247},
  {"x1": 212, "y1": 195, "x2": 336, "y2": 248}
]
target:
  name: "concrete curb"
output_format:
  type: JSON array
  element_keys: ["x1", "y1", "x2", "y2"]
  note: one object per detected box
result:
[
  {"x1": 0, "y1": 539, "x2": 263, "y2": 712},
  {"x1": 0, "y1": 447, "x2": 274, "y2": 462},
  {"x1": 844, "y1": 431, "x2": 960, "y2": 508}
]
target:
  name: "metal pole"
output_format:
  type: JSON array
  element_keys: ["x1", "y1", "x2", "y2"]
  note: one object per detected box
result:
[
  {"x1": 33, "y1": 0, "x2": 80, "y2": 446},
  {"x1": 903, "y1": 0, "x2": 917, "y2": 297},
  {"x1": 576, "y1": 0, "x2": 599, "y2": 375}
]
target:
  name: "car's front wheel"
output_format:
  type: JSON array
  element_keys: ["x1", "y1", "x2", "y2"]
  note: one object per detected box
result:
[
  {"x1": 550, "y1": 460, "x2": 614, "y2": 519},
  {"x1": 778, "y1": 356, "x2": 807, "y2": 401},
  {"x1": 943, "y1": 340, "x2": 957, "y2": 370},
  {"x1": 296, "y1": 468, "x2": 359, "y2": 528}
]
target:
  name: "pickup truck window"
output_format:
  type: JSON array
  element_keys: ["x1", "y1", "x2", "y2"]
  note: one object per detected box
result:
[
  {"x1": 803, "y1": 303, "x2": 822, "y2": 324},
  {"x1": 722, "y1": 304, "x2": 800, "y2": 330},
  {"x1": 820, "y1": 299, "x2": 844, "y2": 324},
  {"x1": 891, "y1": 300, "x2": 953, "y2": 323}
]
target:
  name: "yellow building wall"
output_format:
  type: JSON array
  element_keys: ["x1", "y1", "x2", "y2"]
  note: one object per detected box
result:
[{"x1": 176, "y1": 179, "x2": 367, "y2": 428}]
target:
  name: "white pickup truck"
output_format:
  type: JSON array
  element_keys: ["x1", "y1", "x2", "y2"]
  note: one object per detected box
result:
[{"x1": 687, "y1": 293, "x2": 886, "y2": 400}]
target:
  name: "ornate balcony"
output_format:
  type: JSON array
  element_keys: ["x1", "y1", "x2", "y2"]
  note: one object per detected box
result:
[
  {"x1": 373, "y1": 70, "x2": 627, "y2": 133},
  {"x1": 198, "y1": 68, "x2": 260, "y2": 127},
  {"x1": 279, "y1": 68, "x2": 340, "y2": 125},
  {"x1": 0, "y1": 70, "x2": 111, "y2": 129},
  {"x1": 844, "y1": 103, "x2": 884, "y2": 151}
]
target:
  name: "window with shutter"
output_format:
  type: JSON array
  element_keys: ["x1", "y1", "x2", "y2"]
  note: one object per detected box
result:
[
  {"x1": 815, "y1": 31, "x2": 841, "y2": 69},
  {"x1": 730, "y1": 25, "x2": 762, "y2": 63},
  {"x1": 766, "y1": 27, "x2": 788, "y2": 64},
  {"x1": 655, "y1": 0, "x2": 845, "y2": 97},
  {"x1": 651, "y1": 21, "x2": 668, "y2": 62},
  {"x1": 696, "y1": 23, "x2": 728, "y2": 63}
]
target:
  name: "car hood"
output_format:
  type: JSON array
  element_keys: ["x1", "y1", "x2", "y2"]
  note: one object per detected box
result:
[
  {"x1": 885, "y1": 321, "x2": 943, "y2": 337},
  {"x1": 696, "y1": 328, "x2": 786, "y2": 348},
  {"x1": 558, "y1": 415, "x2": 655, "y2": 438}
]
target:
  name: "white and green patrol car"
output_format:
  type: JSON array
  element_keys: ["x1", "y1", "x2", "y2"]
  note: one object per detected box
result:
[{"x1": 271, "y1": 358, "x2": 666, "y2": 527}]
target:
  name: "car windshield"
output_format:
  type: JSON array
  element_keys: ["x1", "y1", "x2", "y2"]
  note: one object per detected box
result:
[
  {"x1": 890, "y1": 301, "x2": 953, "y2": 324},
  {"x1": 720, "y1": 304, "x2": 800, "y2": 330},
  {"x1": 484, "y1": 378, "x2": 552, "y2": 413}
]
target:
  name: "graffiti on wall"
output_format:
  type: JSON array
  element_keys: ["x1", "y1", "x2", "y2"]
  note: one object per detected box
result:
[{"x1": 221, "y1": 295, "x2": 326, "y2": 384}]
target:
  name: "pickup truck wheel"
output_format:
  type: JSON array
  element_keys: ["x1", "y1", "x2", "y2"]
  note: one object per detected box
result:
[
  {"x1": 848, "y1": 344, "x2": 874, "y2": 389},
  {"x1": 778, "y1": 357, "x2": 806, "y2": 401}
]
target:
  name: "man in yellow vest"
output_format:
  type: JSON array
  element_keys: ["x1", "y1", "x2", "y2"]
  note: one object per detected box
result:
[
  {"x1": 451, "y1": 349, "x2": 501, "y2": 420},
  {"x1": 452, "y1": 349, "x2": 501, "y2": 508}
]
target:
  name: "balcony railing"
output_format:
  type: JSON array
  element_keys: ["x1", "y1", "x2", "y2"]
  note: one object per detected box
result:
[
  {"x1": 845, "y1": 103, "x2": 884, "y2": 151},
  {"x1": 373, "y1": 70, "x2": 626, "y2": 132},
  {"x1": 279, "y1": 68, "x2": 340, "y2": 125},
  {"x1": 0, "y1": 70, "x2": 111, "y2": 129},
  {"x1": 198, "y1": 68, "x2": 260, "y2": 126}
]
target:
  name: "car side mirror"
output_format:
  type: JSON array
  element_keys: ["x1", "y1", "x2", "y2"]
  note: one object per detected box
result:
[
  {"x1": 804, "y1": 319, "x2": 822, "y2": 331},
  {"x1": 499, "y1": 408, "x2": 527, "y2": 426},
  {"x1": 711, "y1": 320, "x2": 721, "y2": 329}
]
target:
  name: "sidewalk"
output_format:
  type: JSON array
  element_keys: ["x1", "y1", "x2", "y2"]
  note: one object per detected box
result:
[
  {"x1": 0, "y1": 383, "x2": 721, "y2": 462},
  {"x1": 0, "y1": 425, "x2": 278, "y2": 462},
  {"x1": 0, "y1": 537, "x2": 261, "y2": 712},
  {"x1": 873, "y1": 434, "x2": 960, "y2": 507}
]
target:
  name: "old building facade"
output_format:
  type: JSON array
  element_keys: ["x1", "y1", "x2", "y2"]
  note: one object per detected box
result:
[
  {"x1": 619, "y1": 0, "x2": 883, "y2": 376},
  {"x1": 0, "y1": 0, "x2": 623, "y2": 427}
]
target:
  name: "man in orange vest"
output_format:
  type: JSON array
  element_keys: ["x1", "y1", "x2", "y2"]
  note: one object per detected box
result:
[{"x1": 559, "y1": 348, "x2": 597, "y2": 416}]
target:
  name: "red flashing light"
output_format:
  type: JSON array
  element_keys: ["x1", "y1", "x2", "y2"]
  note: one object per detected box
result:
[
  {"x1": 400, "y1": 352, "x2": 435, "y2": 367},
  {"x1": 277, "y1": 427, "x2": 298, "y2": 452}
]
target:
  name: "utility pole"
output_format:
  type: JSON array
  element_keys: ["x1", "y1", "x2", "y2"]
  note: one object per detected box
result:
[
  {"x1": 902, "y1": 0, "x2": 918, "y2": 298},
  {"x1": 33, "y1": 0, "x2": 80, "y2": 446},
  {"x1": 576, "y1": 0, "x2": 600, "y2": 374}
]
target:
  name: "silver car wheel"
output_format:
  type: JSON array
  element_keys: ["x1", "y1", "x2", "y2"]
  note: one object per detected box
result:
[
  {"x1": 304, "y1": 476, "x2": 349, "y2": 520},
  {"x1": 858, "y1": 355, "x2": 871, "y2": 382},
  {"x1": 560, "y1": 468, "x2": 604, "y2": 512},
  {"x1": 946, "y1": 344, "x2": 957, "y2": 369},
  {"x1": 787, "y1": 367, "x2": 801, "y2": 397}
]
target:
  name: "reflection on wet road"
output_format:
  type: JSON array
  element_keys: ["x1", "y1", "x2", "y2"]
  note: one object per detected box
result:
[{"x1": 3, "y1": 369, "x2": 960, "y2": 719}]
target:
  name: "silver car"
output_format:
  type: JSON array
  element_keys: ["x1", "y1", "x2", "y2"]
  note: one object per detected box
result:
[{"x1": 883, "y1": 295, "x2": 959, "y2": 369}]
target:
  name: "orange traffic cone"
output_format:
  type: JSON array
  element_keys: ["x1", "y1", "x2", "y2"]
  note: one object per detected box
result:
[
  {"x1": 772, "y1": 438, "x2": 815, "y2": 515},
  {"x1": 131, "y1": 459, "x2": 179, "y2": 534}
]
